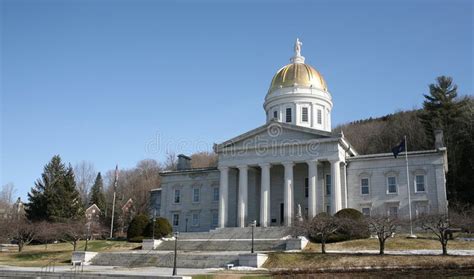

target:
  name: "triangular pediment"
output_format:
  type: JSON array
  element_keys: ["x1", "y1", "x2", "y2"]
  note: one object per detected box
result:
[{"x1": 215, "y1": 121, "x2": 334, "y2": 151}]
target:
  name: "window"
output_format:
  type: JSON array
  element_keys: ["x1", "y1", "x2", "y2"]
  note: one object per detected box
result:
[
  {"x1": 273, "y1": 110, "x2": 278, "y2": 119},
  {"x1": 416, "y1": 204, "x2": 428, "y2": 217},
  {"x1": 304, "y1": 178, "x2": 309, "y2": 198},
  {"x1": 193, "y1": 188, "x2": 200, "y2": 203},
  {"x1": 286, "y1": 108, "x2": 292, "y2": 123},
  {"x1": 325, "y1": 174, "x2": 331, "y2": 195},
  {"x1": 302, "y1": 107, "x2": 308, "y2": 122},
  {"x1": 192, "y1": 213, "x2": 199, "y2": 226},
  {"x1": 326, "y1": 205, "x2": 331, "y2": 213},
  {"x1": 172, "y1": 213, "x2": 179, "y2": 226},
  {"x1": 213, "y1": 187, "x2": 219, "y2": 202},
  {"x1": 388, "y1": 206, "x2": 398, "y2": 218},
  {"x1": 415, "y1": 175, "x2": 426, "y2": 192},
  {"x1": 211, "y1": 212, "x2": 218, "y2": 226},
  {"x1": 387, "y1": 176, "x2": 397, "y2": 194},
  {"x1": 361, "y1": 178, "x2": 370, "y2": 195},
  {"x1": 317, "y1": 109, "x2": 322, "y2": 124},
  {"x1": 174, "y1": 189, "x2": 180, "y2": 203},
  {"x1": 362, "y1": 207, "x2": 371, "y2": 217}
]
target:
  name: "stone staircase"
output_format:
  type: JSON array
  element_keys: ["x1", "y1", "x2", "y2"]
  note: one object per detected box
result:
[
  {"x1": 155, "y1": 227, "x2": 291, "y2": 252},
  {"x1": 87, "y1": 227, "x2": 298, "y2": 268},
  {"x1": 91, "y1": 251, "x2": 239, "y2": 268}
]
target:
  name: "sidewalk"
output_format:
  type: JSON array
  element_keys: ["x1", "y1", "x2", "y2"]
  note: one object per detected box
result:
[{"x1": 0, "y1": 264, "x2": 214, "y2": 278}]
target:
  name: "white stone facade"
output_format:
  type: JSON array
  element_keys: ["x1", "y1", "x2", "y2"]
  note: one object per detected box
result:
[{"x1": 151, "y1": 40, "x2": 448, "y2": 232}]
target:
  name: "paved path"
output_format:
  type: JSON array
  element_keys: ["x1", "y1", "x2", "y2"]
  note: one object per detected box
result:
[{"x1": 0, "y1": 264, "x2": 214, "y2": 277}]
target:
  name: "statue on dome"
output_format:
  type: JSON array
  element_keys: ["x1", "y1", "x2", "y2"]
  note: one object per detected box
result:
[{"x1": 294, "y1": 38, "x2": 302, "y2": 57}]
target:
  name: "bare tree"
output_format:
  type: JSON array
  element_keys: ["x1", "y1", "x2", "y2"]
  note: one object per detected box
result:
[
  {"x1": 294, "y1": 213, "x2": 341, "y2": 254},
  {"x1": 190, "y1": 151, "x2": 218, "y2": 168},
  {"x1": 59, "y1": 220, "x2": 88, "y2": 251},
  {"x1": 367, "y1": 215, "x2": 398, "y2": 255},
  {"x1": 163, "y1": 152, "x2": 177, "y2": 171},
  {"x1": 36, "y1": 221, "x2": 61, "y2": 250},
  {"x1": 417, "y1": 214, "x2": 456, "y2": 255},
  {"x1": 74, "y1": 161, "x2": 96, "y2": 205},
  {"x1": 0, "y1": 183, "x2": 16, "y2": 207},
  {"x1": 1, "y1": 217, "x2": 37, "y2": 252}
]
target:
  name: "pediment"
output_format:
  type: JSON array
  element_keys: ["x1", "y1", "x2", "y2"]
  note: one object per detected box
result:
[{"x1": 215, "y1": 122, "x2": 333, "y2": 151}]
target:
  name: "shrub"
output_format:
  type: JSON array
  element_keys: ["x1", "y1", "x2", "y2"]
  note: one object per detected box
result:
[
  {"x1": 334, "y1": 208, "x2": 370, "y2": 241},
  {"x1": 127, "y1": 214, "x2": 149, "y2": 242},
  {"x1": 143, "y1": 217, "x2": 173, "y2": 239},
  {"x1": 335, "y1": 208, "x2": 364, "y2": 220}
]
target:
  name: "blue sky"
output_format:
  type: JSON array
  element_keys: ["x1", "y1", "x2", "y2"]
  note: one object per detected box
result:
[{"x1": 1, "y1": 0, "x2": 472, "y2": 200}]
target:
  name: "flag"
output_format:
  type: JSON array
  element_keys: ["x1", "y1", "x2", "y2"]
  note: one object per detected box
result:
[
  {"x1": 114, "y1": 165, "x2": 119, "y2": 190},
  {"x1": 391, "y1": 139, "x2": 405, "y2": 158}
]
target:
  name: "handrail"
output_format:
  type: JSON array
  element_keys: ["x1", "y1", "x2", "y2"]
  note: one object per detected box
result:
[{"x1": 40, "y1": 258, "x2": 56, "y2": 274}]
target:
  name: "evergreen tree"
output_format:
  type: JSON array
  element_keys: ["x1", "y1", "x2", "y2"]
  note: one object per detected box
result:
[
  {"x1": 26, "y1": 155, "x2": 84, "y2": 222},
  {"x1": 89, "y1": 172, "x2": 106, "y2": 212},
  {"x1": 419, "y1": 76, "x2": 465, "y2": 147},
  {"x1": 419, "y1": 76, "x2": 473, "y2": 204}
]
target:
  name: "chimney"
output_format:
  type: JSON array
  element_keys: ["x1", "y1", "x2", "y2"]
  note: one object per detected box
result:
[
  {"x1": 177, "y1": 154, "x2": 191, "y2": 170},
  {"x1": 434, "y1": 129, "x2": 445, "y2": 149}
]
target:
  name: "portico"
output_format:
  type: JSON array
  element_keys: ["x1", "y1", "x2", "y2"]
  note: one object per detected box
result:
[{"x1": 217, "y1": 158, "x2": 345, "y2": 228}]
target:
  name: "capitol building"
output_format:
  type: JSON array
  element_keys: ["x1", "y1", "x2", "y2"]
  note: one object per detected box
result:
[{"x1": 150, "y1": 40, "x2": 448, "y2": 232}]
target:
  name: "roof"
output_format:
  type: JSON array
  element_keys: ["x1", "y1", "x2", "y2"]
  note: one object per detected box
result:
[
  {"x1": 85, "y1": 204, "x2": 101, "y2": 213},
  {"x1": 215, "y1": 120, "x2": 332, "y2": 150},
  {"x1": 348, "y1": 148, "x2": 446, "y2": 161},
  {"x1": 160, "y1": 167, "x2": 218, "y2": 176}
]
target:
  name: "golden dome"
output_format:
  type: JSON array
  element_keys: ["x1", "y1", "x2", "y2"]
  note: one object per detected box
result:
[{"x1": 269, "y1": 63, "x2": 327, "y2": 93}]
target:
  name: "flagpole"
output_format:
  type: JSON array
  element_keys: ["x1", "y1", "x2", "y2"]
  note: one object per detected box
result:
[
  {"x1": 110, "y1": 165, "x2": 118, "y2": 239},
  {"x1": 405, "y1": 135, "x2": 416, "y2": 238}
]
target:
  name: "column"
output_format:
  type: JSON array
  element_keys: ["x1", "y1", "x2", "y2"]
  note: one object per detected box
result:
[
  {"x1": 259, "y1": 163, "x2": 271, "y2": 227},
  {"x1": 237, "y1": 165, "x2": 248, "y2": 228},
  {"x1": 330, "y1": 160, "x2": 342, "y2": 214},
  {"x1": 218, "y1": 166, "x2": 229, "y2": 228},
  {"x1": 283, "y1": 162, "x2": 294, "y2": 227},
  {"x1": 307, "y1": 160, "x2": 318, "y2": 219}
]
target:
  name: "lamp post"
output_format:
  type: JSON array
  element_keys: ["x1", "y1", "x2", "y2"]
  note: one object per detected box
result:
[
  {"x1": 250, "y1": 220, "x2": 256, "y2": 253},
  {"x1": 84, "y1": 223, "x2": 91, "y2": 252},
  {"x1": 152, "y1": 209, "x2": 156, "y2": 240},
  {"x1": 172, "y1": 231, "x2": 179, "y2": 276}
]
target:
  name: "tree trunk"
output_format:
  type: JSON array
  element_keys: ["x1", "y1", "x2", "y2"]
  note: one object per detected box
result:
[
  {"x1": 442, "y1": 241, "x2": 447, "y2": 255},
  {"x1": 73, "y1": 241, "x2": 77, "y2": 251},
  {"x1": 321, "y1": 239, "x2": 326, "y2": 254},
  {"x1": 18, "y1": 242, "x2": 24, "y2": 252},
  {"x1": 379, "y1": 239, "x2": 385, "y2": 255},
  {"x1": 441, "y1": 232, "x2": 448, "y2": 255}
]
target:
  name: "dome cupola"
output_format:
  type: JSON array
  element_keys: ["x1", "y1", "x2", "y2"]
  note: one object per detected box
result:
[{"x1": 264, "y1": 39, "x2": 333, "y2": 132}]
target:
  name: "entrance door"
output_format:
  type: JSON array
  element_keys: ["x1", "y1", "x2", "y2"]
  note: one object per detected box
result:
[{"x1": 280, "y1": 203, "x2": 284, "y2": 225}]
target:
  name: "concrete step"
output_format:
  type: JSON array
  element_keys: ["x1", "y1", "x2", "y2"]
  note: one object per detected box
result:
[
  {"x1": 91, "y1": 251, "x2": 239, "y2": 268},
  {"x1": 178, "y1": 227, "x2": 291, "y2": 240},
  {"x1": 155, "y1": 239, "x2": 287, "y2": 252}
]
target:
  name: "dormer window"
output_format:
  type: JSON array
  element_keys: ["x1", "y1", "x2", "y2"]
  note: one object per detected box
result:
[{"x1": 285, "y1": 108, "x2": 292, "y2": 123}]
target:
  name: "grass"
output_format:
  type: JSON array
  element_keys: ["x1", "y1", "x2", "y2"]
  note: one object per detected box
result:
[
  {"x1": 305, "y1": 234, "x2": 474, "y2": 252},
  {"x1": 264, "y1": 253, "x2": 474, "y2": 270},
  {"x1": 0, "y1": 240, "x2": 140, "y2": 267}
]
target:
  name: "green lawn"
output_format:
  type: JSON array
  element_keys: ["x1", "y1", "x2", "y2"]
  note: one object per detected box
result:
[{"x1": 0, "y1": 240, "x2": 140, "y2": 267}]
